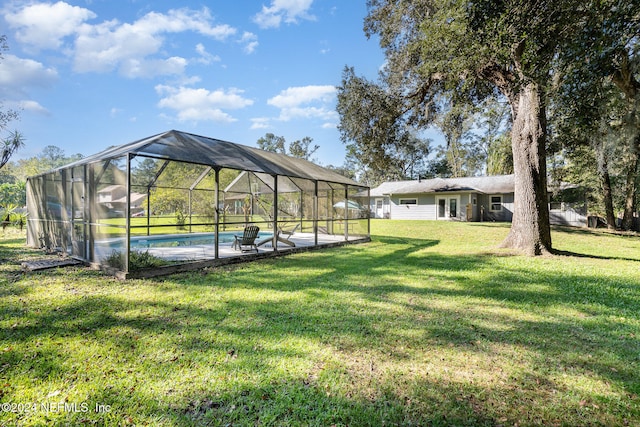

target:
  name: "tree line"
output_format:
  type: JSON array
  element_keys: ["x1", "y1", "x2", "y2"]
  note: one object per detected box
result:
[{"x1": 0, "y1": 145, "x2": 84, "y2": 207}]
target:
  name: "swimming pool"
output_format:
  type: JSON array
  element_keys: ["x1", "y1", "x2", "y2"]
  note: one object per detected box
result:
[{"x1": 128, "y1": 231, "x2": 273, "y2": 248}]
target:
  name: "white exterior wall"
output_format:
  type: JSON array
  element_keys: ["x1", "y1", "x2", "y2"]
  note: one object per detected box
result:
[
  {"x1": 371, "y1": 197, "x2": 391, "y2": 219},
  {"x1": 389, "y1": 194, "x2": 436, "y2": 220},
  {"x1": 478, "y1": 193, "x2": 514, "y2": 222},
  {"x1": 389, "y1": 193, "x2": 477, "y2": 221},
  {"x1": 377, "y1": 189, "x2": 587, "y2": 227},
  {"x1": 549, "y1": 205, "x2": 587, "y2": 227},
  {"x1": 434, "y1": 192, "x2": 474, "y2": 221},
  {"x1": 387, "y1": 192, "x2": 515, "y2": 222}
]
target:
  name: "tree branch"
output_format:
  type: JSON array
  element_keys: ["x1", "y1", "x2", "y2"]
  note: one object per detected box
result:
[
  {"x1": 477, "y1": 63, "x2": 517, "y2": 106},
  {"x1": 611, "y1": 48, "x2": 640, "y2": 99}
]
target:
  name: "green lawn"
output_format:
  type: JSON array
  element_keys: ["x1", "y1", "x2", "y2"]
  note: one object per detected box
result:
[{"x1": 1, "y1": 220, "x2": 639, "y2": 426}]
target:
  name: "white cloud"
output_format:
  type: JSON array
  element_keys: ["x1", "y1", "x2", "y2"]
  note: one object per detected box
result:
[
  {"x1": 268, "y1": 85, "x2": 335, "y2": 108},
  {"x1": 195, "y1": 43, "x2": 221, "y2": 64},
  {"x1": 119, "y1": 57, "x2": 188, "y2": 79},
  {"x1": 174, "y1": 107, "x2": 236, "y2": 123},
  {"x1": 0, "y1": 54, "x2": 57, "y2": 116},
  {"x1": 176, "y1": 75, "x2": 203, "y2": 86},
  {"x1": 73, "y1": 19, "x2": 161, "y2": 73},
  {"x1": 73, "y1": 7, "x2": 234, "y2": 76},
  {"x1": 277, "y1": 106, "x2": 338, "y2": 122},
  {"x1": 253, "y1": 0, "x2": 315, "y2": 29},
  {"x1": 131, "y1": 9, "x2": 232, "y2": 39},
  {"x1": 18, "y1": 100, "x2": 50, "y2": 115},
  {"x1": 5, "y1": 2, "x2": 241, "y2": 78},
  {"x1": 239, "y1": 32, "x2": 258, "y2": 54},
  {"x1": 4, "y1": 1, "x2": 96, "y2": 50},
  {"x1": 155, "y1": 85, "x2": 254, "y2": 123},
  {"x1": 267, "y1": 85, "x2": 337, "y2": 122},
  {"x1": 0, "y1": 54, "x2": 58, "y2": 98},
  {"x1": 250, "y1": 117, "x2": 271, "y2": 130}
]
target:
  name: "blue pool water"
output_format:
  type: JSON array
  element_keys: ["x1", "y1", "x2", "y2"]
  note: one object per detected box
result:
[{"x1": 129, "y1": 231, "x2": 272, "y2": 248}]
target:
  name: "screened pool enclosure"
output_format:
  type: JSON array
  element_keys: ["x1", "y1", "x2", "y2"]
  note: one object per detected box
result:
[{"x1": 26, "y1": 130, "x2": 370, "y2": 278}]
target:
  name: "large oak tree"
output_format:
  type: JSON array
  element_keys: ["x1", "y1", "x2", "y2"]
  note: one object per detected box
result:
[{"x1": 340, "y1": 0, "x2": 634, "y2": 254}]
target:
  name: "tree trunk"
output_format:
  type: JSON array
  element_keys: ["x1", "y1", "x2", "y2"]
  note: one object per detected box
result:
[
  {"x1": 500, "y1": 82, "x2": 552, "y2": 255},
  {"x1": 621, "y1": 141, "x2": 639, "y2": 230},
  {"x1": 612, "y1": 50, "x2": 639, "y2": 231},
  {"x1": 601, "y1": 167, "x2": 617, "y2": 230},
  {"x1": 594, "y1": 140, "x2": 617, "y2": 229}
]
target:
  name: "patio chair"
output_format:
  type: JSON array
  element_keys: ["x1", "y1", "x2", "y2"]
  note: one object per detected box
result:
[
  {"x1": 1, "y1": 214, "x2": 10, "y2": 230},
  {"x1": 232, "y1": 225, "x2": 260, "y2": 252},
  {"x1": 256, "y1": 223, "x2": 299, "y2": 248},
  {"x1": 277, "y1": 223, "x2": 299, "y2": 247}
]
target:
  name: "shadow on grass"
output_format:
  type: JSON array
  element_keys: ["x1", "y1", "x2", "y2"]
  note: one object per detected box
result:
[
  {"x1": 552, "y1": 248, "x2": 640, "y2": 263},
  {"x1": 552, "y1": 224, "x2": 638, "y2": 237},
  {"x1": 0, "y1": 237, "x2": 37, "y2": 264},
  {"x1": 550, "y1": 225, "x2": 640, "y2": 262},
  {"x1": 1, "y1": 233, "x2": 639, "y2": 425}
]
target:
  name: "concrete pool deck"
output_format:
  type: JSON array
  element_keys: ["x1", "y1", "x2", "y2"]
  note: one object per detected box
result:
[
  {"x1": 93, "y1": 232, "x2": 370, "y2": 279},
  {"x1": 132, "y1": 232, "x2": 350, "y2": 261}
]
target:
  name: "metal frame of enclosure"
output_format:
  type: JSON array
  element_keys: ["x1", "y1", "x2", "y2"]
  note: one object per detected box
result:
[{"x1": 26, "y1": 130, "x2": 370, "y2": 278}]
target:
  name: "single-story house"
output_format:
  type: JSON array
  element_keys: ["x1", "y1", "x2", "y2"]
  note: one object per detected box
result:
[
  {"x1": 370, "y1": 174, "x2": 588, "y2": 227},
  {"x1": 97, "y1": 184, "x2": 146, "y2": 217}
]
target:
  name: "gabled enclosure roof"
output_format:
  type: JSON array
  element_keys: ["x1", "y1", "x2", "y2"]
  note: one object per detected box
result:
[{"x1": 54, "y1": 130, "x2": 362, "y2": 187}]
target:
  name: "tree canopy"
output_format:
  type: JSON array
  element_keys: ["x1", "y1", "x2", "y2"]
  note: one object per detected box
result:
[
  {"x1": 336, "y1": 66, "x2": 432, "y2": 185},
  {"x1": 551, "y1": 0, "x2": 640, "y2": 230},
  {"x1": 256, "y1": 133, "x2": 320, "y2": 161}
]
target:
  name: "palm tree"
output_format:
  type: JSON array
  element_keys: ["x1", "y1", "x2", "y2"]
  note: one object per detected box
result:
[{"x1": 0, "y1": 131, "x2": 24, "y2": 170}]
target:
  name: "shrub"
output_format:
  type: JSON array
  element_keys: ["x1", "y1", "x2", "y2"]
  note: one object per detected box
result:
[{"x1": 105, "y1": 250, "x2": 169, "y2": 270}]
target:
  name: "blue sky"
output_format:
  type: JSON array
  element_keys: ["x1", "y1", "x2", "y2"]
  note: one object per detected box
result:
[{"x1": 1, "y1": 0, "x2": 388, "y2": 167}]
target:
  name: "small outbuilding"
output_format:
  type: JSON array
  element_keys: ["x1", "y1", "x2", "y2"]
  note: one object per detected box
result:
[{"x1": 26, "y1": 130, "x2": 370, "y2": 278}]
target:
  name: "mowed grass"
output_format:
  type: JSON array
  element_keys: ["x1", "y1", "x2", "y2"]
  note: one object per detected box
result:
[{"x1": 1, "y1": 221, "x2": 639, "y2": 426}]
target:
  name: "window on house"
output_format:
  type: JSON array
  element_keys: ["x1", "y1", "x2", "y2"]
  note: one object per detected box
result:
[
  {"x1": 490, "y1": 195, "x2": 503, "y2": 212},
  {"x1": 376, "y1": 200, "x2": 383, "y2": 209},
  {"x1": 399, "y1": 198, "x2": 417, "y2": 205},
  {"x1": 549, "y1": 194, "x2": 564, "y2": 211}
]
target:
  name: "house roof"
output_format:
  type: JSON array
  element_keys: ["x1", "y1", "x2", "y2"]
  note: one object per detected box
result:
[
  {"x1": 371, "y1": 175, "x2": 515, "y2": 196},
  {"x1": 97, "y1": 184, "x2": 123, "y2": 194},
  {"x1": 369, "y1": 180, "x2": 422, "y2": 197},
  {"x1": 41, "y1": 130, "x2": 363, "y2": 188},
  {"x1": 107, "y1": 192, "x2": 147, "y2": 205}
]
